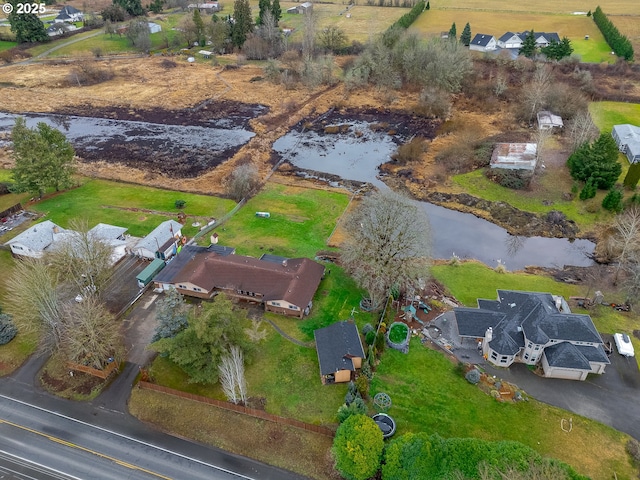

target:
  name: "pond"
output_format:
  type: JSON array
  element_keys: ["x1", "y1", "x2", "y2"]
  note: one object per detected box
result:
[
  {"x1": 0, "y1": 111, "x2": 256, "y2": 178},
  {"x1": 273, "y1": 121, "x2": 595, "y2": 269}
]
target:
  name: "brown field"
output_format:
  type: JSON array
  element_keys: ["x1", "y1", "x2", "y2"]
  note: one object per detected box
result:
[
  {"x1": 410, "y1": 10, "x2": 607, "y2": 44},
  {"x1": 432, "y1": 0, "x2": 638, "y2": 15},
  {"x1": 609, "y1": 14, "x2": 640, "y2": 57}
]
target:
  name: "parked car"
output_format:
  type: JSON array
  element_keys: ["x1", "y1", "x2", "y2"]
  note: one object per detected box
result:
[{"x1": 614, "y1": 333, "x2": 635, "y2": 357}]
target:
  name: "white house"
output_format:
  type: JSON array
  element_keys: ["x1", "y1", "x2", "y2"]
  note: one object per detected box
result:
[
  {"x1": 454, "y1": 290, "x2": 610, "y2": 381},
  {"x1": 6, "y1": 220, "x2": 66, "y2": 258},
  {"x1": 469, "y1": 34, "x2": 497, "y2": 52},
  {"x1": 522, "y1": 31, "x2": 561, "y2": 47},
  {"x1": 134, "y1": 220, "x2": 183, "y2": 260},
  {"x1": 88, "y1": 223, "x2": 128, "y2": 264},
  {"x1": 612, "y1": 124, "x2": 640, "y2": 164},
  {"x1": 187, "y1": 2, "x2": 221, "y2": 13},
  {"x1": 54, "y1": 5, "x2": 84, "y2": 23},
  {"x1": 497, "y1": 32, "x2": 523, "y2": 49}
]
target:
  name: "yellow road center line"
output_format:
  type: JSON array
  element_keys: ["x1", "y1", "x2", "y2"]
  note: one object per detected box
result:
[{"x1": 0, "y1": 419, "x2": 172, "y2": 479}]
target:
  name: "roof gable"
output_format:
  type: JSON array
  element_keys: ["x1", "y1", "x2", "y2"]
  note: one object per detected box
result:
[
  {"x1": 470, "y1": 34, "x2": 494, "y2": 47},
  {"x1": 6, "y1": 220, "x2": 65, "y2": 251},
  {"x1": 135, "y1": 220, "x2": 182, "y2": 253},
  {"x1": 314, "y1": 321, "x2": 365, "y2": 375},
  {"x1": 544, "y1": 342, "x2": 591, "y2": 370}
]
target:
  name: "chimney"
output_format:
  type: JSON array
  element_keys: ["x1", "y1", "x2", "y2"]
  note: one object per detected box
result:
[
  {"x1": 486, "y1": 327, "x2": 493, "y2": 342},
  {"x1": 482, "y1": 327, "x2": 493, "y2": 358}
]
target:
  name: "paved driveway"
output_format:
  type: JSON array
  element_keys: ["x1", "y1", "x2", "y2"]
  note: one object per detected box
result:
[{"x1": 483, "y1": 334, "x2": 640, "y2": 440}]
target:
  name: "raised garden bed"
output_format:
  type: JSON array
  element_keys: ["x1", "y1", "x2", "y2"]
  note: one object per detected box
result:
[{"x1": 387, "y1": 321, "x2": 411, "y2": 354}]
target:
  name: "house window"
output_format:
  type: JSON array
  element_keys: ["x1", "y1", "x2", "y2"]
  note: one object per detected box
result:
[
  {"x1": 193, "y1": 287, "x2": 201, "y2": 292},
  {"x1": 490, "y1": 352, "x2": 498, "y2": 360},
  {"x1": 527, "y1": 341, "x2": 532, "y2": 348},
  {"x1": 178, "y1": 284, "x2": 186, "y2": 289},
  {"x1": 272, "y1": 302, "x2": 281, "y2": 307},
  {"x1": 500, "y1": 356, "x2": 508, "y2": 363},
  {"x1": 288, "y1": 305, "x2": 297, "y2": 310},
  {"x1": 531, "y1": 357, "x2": 537, "y2": 362},
  {"x1": 524, "y1": 353, "x2": 529, "y2": 360},
  {"x1": 13, "y1": 245, "x2": 22, "y2": 250},
  {"x1": 534, "y1": 345, "x2": 540, "y2": 351}
]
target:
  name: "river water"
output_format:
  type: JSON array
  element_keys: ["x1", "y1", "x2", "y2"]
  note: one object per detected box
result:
[{"x1": 273, "y1": 123, "x2": 595, "y2": 269}]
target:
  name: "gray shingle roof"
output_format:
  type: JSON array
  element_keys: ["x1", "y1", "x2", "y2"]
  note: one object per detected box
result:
[
  {"x1": 89, "y1": 223, "x2": 127, "y2": 241},
  {"x1": 6, "y1": 220, "x2": 65, "y2": 252},
  {"x1": 135, "y1": 220, "x2": 183, "y2": 254},
  {"x1": 470, "y1": 34, "x2": 494, "y2": 47},
  {"x1": 543, "y1": 342, "x2": 591, "y2": 370},
  {"x1": 613, "y1": 124, "x2": 640, "y2": 160},
  {"x1": 314, "y1": 321, "x2": 365, "y2": 376}
]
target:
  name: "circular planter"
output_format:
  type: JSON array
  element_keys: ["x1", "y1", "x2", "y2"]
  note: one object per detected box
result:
[
  {"x1": 387, "y1": 322, "x2": 410, "y2": 354},
  {"x1": 372, "y1": 413, "x2": 396, "y2": 438}
]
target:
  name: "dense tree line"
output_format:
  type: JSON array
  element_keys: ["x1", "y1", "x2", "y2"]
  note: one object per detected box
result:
[
  {"x1": 387, "y1": 0, "x2": 425, "y2": 31},
  {"x1": 592, "y1": 6, "x2": 634, "y2": 61},
  {"x1": 541, "y1": 37, "x2": 573, "y2": 60},
  {"x1": 567, "y1": 133, "x2": 621, "y2": 200}
]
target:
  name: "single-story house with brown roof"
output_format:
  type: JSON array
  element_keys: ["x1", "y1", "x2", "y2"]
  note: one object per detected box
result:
[{"x1": 170, "y1": 253, "x2": 325, "y2": 318}]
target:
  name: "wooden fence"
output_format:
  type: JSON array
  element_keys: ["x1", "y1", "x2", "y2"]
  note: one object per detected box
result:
[
  {"x1": 0, "y1": 203, "x2": 22, "y2": 219},
  {"x1": 138, "y1": 381, "x2": 336, "y2": 437},
  {"x1": 67, "y1": 360, "x2": 118, "y2": 379}
]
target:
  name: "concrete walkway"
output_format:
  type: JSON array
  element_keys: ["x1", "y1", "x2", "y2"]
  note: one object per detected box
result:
[{"x1": 263, "y1": 318, "x2": 315, "y2": 348}]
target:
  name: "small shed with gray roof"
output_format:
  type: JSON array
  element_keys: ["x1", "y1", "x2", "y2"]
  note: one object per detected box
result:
[
  {"x1": 134, "y1": 220, "x2": 183, "y2": 260},
  {"x1": 612, "y1": 124, "x2": 640, "y2": 164},
  {"x1": 314, "y1": 321, "x2": 365, "y2": 384}
]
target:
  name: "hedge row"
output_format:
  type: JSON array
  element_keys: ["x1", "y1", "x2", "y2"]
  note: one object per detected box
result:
[
  {"x1": 592, "y1": 5, "x2": 634, "y2": 61},
  {"x1": 387, "y1": 0, "x2": 426, "y2": 31}
]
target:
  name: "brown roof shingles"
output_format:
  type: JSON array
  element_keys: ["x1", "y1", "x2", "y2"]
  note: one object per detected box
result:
[{"x1": 173, "y1": 254, "x2": 325, "y2": 309}]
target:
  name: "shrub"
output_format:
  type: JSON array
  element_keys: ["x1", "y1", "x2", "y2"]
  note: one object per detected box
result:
[
  {"x1": 361, "y1": 323, "x2": 374, "y2": 335},
  {"x1": 414, "y1": 88, "x2": 451, "y2": 118},
  {"x1": 485, "y1": 168, "x2": 531, "y2": 190},
  {"x1": 355, "y1": 375, "x2": 369, "y2": 399},
  {"x1": 624, "y1": 163, "x2": 640, "y2": 190},
  {"x1": 225, "y1": 163, "x2": 261, "y2": 201},
  {"x1": 68, "y1": 62, "x2": 115, "y2": 87},
  {"x1": 626, "y1": 439, "x2": 640, "y2": 466},
  {"x1": 602, "y1": 189, "x2": 623, "y2": 212},
  {"x1": 391, "y1": 137, "x2": 426, "y2": 164},
  {"x1": 174, "y1": 199, "x2": 186, "y2": 209},
  {"x1": 361, "y1": 362, "x2": 374, "y2": 380},
  {"x1": 465, "y1": 368, "x2": 481, "y2": 384},
  {"x1": 383, "y1": 433, "x2": 446, "y2": 479},
  {"x1": 337, "y1": 397, "x2": 367, "y2": 423},
  {"x1": 365, "y1": 330, "x2": 376, "y2": 346},
  {"x1": 332, "y1": 415, "x2": 384, "y2": 480},
  {"x1": 0, "y1": 313, "x2": 17, "y2": 346},
  {"x1": 579, "y1": 177, "x2": 597, "y2": 200}
]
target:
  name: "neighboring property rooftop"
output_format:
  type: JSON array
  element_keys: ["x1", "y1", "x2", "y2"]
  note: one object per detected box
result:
[
  {"x1": 89, "y1": 223, "x2": 127, "y2": 241},
  {"x1": 537, "y1": 111, "x2": 563, "y2": 129},
  {"x1": 135, "y1": 220, "x2": 183, "y2": 253},
  {"x1": 470, "y1": 34, "x2": 495, "y2": 47},
  {"x1": 6, "y1": 220, "x2": 66, "y2": 252},
  {"x1": 490, "y1": 143, "x2": 538, "y2": 170},
  {"x1": 613, "y1": 124, "x2": 640, "y2": 162},
  {"x1": 154, "y1": 244, "x2": 235, "y2": 285},
  {"x1": 314, "y1": 321, "x2": 365, "y2": 376}
]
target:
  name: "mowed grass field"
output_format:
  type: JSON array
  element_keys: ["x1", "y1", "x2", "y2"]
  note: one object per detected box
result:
[
  {"x1": 410, "y1": 10, "x2": 613, "y2": 62},
  {"x1": 0, "y1": 40, "x2": 16, "y2": 52},
  {"x1": 590, "y1": 101, "x2": 640, "y2": 133},
  {"x1": 278, "y1": 2, "x2": 410, "y2": 43},
  {"x1": 12, "y1": 177, "x2": 235, "y2": 238},
  {"x1": 432, "y1": 0, "x2": 637, "y2": 15}
]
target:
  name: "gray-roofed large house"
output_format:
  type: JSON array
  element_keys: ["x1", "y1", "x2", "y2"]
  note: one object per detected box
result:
[
  {"x1": 54, "y1": 5, "x2": 84, "y2": 23},
  {"x1": 134, "y1": 220, "x2": 183, "y2": 260},
  {"x1": 469, "y1": 34, "x2": 497, "y2": 52},
  {"x1": 612, "y1": 124, "x2": 640, "y2": 164},
  {"x1": 6, "y1": 220, "x2": 67, "y2": 258},
  {"x1": 497, "y1": 32, "x2": 523, "y2": 49},
  {"x1": 454, "y1": 290, "x2": 609, "y2": 381},
  {"x1": 521, "y1": 31, "x2": 560, "y2": 47},
  {"x1": 314, "y1": 321, "x2": 365, "y2": 384}
]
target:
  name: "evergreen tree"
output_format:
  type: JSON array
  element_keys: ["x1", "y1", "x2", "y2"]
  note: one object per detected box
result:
[
  {"x1": 568, "y1": 133, "x2": 621, "y2": 191},
  {"x1": 602, "y1": 188, "x2": 623, "y2": 212},
  {"x1": 113, "y1": 0, "x2": 144, "y2": 16},
  {"x1": 152, "y1": 288, "x2": 188, "y2": 342},
  {"x1": 11, "y1": 118, "x2": 76, "y2": 198},
  {"x1": 270, "y1": 0, "x2": 281, "y2": 23},
  {"x1": 231, "y1": 0, "x2": 253, "y2": 48},
  {"x1": 624, "y1": 163, "x2": 640, "y2": 190},
  {"x1": 459, "y1": 22, "x2": 471, "y2": 46},
  {"x1": 587, "y1": 10, "x2": 591, "y2": 17},
  {"x1": 193, "y1": 8, "x2": 205, "y2": 46},
  {"x1": 579, "y1": 177, "x2": 597, "y2": 200},
  {"x1": 256, "y1": 0, "x2": 270, "y2": 25},
  {"x1": 448, "y1": 22, "x2": 456, "y2": 41},
  {"x1": 518, "y1": 30, "x2": 537, "y2": 58},
  {"x1": 8, "y1": 3, "x2": 48, "y2": 44},
  {"x1": 541, "y1": 37, "x2": 573, "y2": 60},
  {"x1": 425, "y1": 1, "x2": 429, "y2": 10},
  {"x1": 148, "y1": 0, "x2": 163, "y2": 13}
]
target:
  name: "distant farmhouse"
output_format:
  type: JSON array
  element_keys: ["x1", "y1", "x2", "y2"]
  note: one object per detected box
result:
[
  {"x1": 495, "y1": 31, "x2": 560, "y2": 50},
  {"x1": 187, "y1": 2, "x2": 221, "y2": 13},
  {"x1": 491, "y1": 143, "x2": 538, "y2": 171},
  {"x1": 612, "y1": 124, "x2": 640, "y2": 163},
  {"x1": 47, "y1": 23, "x2": 78, "y2": 37},
  {"x1": 469, "y1": 34, "x2": 497, "y2": 52},
  {"x1": 287, "y1": 2, "x2": 312, "y2": 14},
  {"x1": 54, "y1": 5, "x2": 83, "y2": 23},
  {"x1": 454, "y1": 290, "x2": 610, "y2": 381}
]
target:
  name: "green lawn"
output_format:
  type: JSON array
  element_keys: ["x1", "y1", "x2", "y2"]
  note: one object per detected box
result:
[
  {"x1": 572, "y1": 36, "x2": 615, "y2": 63},
  {"x1": 215, "y1": 183, "x2": 350, "y2": 258},
  {"x1": 150, "y1": 263, "x2": 375, "y2": 425},
  {"x1": 27, "y1": 178, "x2": 235, "y2": 237},
  {"x1": 370, "y1": 339, "x2": 634, "y2": 480},
  {"x1": 452, "y1": 169, "x2": 616, "y2": 231},
  {"x1": 590, "y1": 101, "x2": 640, "y2": 134},
  {"x1": 0, "y1": 40, "x2": 16, "y2": 52}
]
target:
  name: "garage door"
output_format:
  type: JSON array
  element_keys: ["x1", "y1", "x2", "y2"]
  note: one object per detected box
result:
[{"x1": 544, "y1": 366, "x2": 585, "y2": 381}]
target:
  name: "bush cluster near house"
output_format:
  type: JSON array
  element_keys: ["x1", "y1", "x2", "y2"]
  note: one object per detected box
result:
[{"x1": 567, "y1": 133, "x2": 621, "y2": 200}]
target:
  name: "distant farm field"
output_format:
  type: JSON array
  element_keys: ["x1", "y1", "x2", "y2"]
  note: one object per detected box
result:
[
  {"x1": 608, "y1": 14, "x2": 640, "y2": 58},
  {"x1": 410, "y1": 10, "x2": 612, "y2": 62},
  {"x1": 280, "y1": 3, "x2": 410, "y2": 42},
  {"x1": 432, "y1": 0, "x2": 638, "y2": 15}
]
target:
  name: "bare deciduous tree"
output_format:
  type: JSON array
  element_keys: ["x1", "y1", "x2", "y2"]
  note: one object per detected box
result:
[
  {"x1": 318, "y1": 25, "x2": 347, "y2": 54},
  {"x1": 302, "y1": 10, "x2": 316, "y2": 59},
  {"x1": 6, "y1": 257, "x2": 64, "y2": 349},
  {"x1": 226, "y1": 163, "x2": 261, "y2": 201},
  {"x1": 218, "y1": 346, "x2": 247, "y2": 404},
  {"x1": 244, "y1": 318, "x2": 267, "y2": 342},
  {"x1": 566, "y1": 109, "x2": 598, "y2": 153},
  {"x1": 612, "y1": 206, "x2": 640, "y2": 284},
  {"x1": 62, "y1": 296, "x2": 122, "y2": 369},
  {"x1": 47, "y1": 218, "x2": 115, "y2": 299},
  {"x1": 523, "y1": 64, "x2": 552, "y2": 123},
  {"x1": 341, "y1": 189, "x2": 431, "y2": 310}
]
